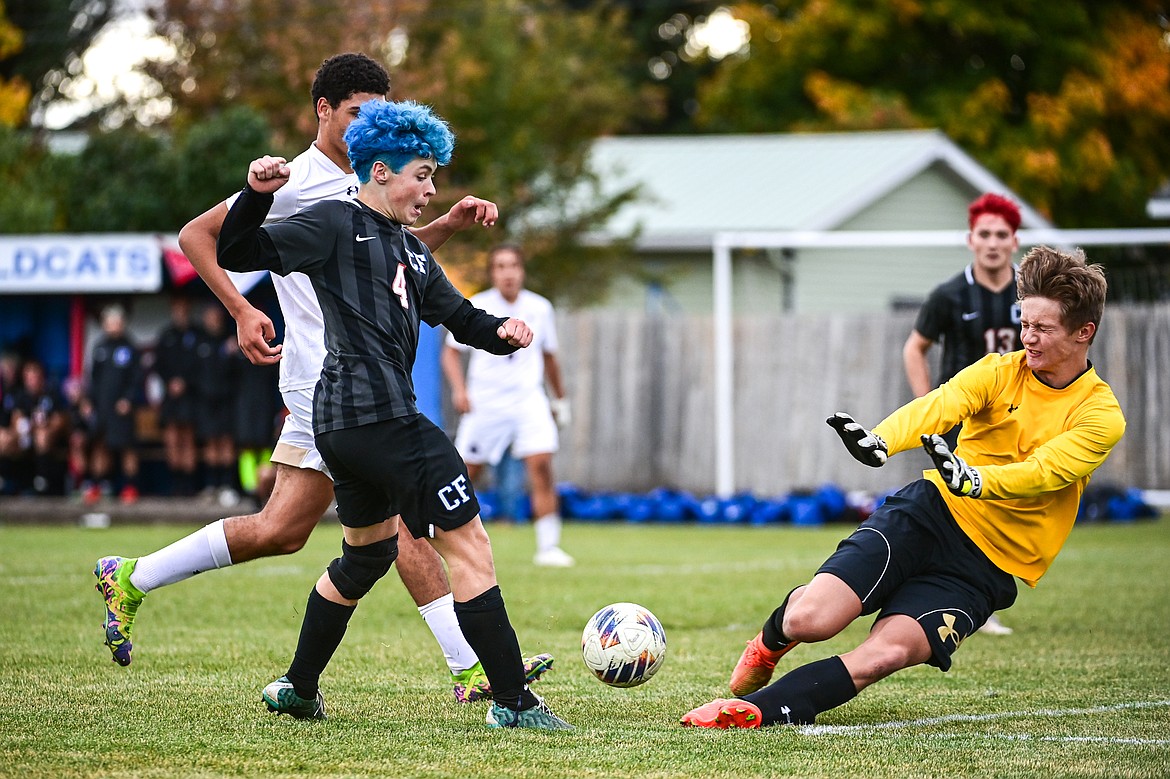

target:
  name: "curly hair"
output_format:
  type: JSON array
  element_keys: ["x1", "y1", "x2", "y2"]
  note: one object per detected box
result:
[
  {"x1": 344, "y1": 99, "x2": 455, "y2": 183},
  {"x1": 1016, "y1": 246, "x2": 1107, "y2": 343},
  {"x1": 311, "y1": 53, "x2": 390, "y2": 109},
  {"x1": 968, "y1": 193, "x2": 1021, "y2": 233}
]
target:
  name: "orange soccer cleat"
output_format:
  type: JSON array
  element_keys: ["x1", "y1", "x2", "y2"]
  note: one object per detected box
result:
[
  {"x1": 729, "y1": 631, "x2": 797, "y2": 697},
  {"x1": 680, "y1": 698, "x2": 762, "y2": 729}
]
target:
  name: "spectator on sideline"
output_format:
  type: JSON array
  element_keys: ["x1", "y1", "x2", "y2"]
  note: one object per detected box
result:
[
  {"x1": 902, "y1": 192, "x2": 1024, "y2": 636},
  {"x1": 63, "y1": 374, "x2": 95, "y2": 497},
  {"x1": 0, "y1": 350, "x2": 22, "y2": 494},
  {"x1": 682, "y1": 246, "x2": 1123, "y2": 730},
  {"x1": 442, "y1": 244, "x2": 574, "y2": 567},
  {"x1": 153, "y1": 295, "x2": 202, "y2": 496},
  {"x1": 86, "y1": 305, "x2": 143, "y2": 504},
  {"x1": 5, "y1": 360, "x2": 69, "y2": 494},
  {"x1": 193, "y1": 303, "x2": 239, "y2": 505},
  {"x1": 230, "y1": 339, "x2": 280, "y2": 508}
]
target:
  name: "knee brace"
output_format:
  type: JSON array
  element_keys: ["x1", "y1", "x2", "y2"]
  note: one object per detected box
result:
[{"x1": 327, "y1": 534, "x2": 399, "y2": 600}]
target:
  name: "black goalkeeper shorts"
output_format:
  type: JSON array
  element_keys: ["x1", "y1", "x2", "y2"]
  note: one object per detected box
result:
[
  {"x1": 817, "y1": 479, "x2": 1017, "y2": 671},
  {"x1": 316, "y1": 413, "x2": 480, "y2": 538}
]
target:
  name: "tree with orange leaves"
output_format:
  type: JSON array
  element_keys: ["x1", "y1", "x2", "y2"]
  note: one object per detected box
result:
[{"x1": 695, "y1": 1, "x2": 1170, "y2": 228}]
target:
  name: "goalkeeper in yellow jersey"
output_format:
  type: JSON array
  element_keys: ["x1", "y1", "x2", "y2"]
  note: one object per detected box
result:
[{"x1": 682, "y1": 245, "x2": 1125, "y2": 729}]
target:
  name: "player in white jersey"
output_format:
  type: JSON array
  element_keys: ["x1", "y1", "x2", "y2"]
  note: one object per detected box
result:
[
  {"x1": 92, "y1": 54, "x2": 552, "y2": 702},
  {"x1": 442, "y1": 244, "x2": 573, "y2": 567}
]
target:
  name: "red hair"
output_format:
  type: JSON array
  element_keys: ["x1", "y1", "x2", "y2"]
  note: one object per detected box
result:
[{"x1": 968, "y1": 193, "x2": 1021, "y2": 233}]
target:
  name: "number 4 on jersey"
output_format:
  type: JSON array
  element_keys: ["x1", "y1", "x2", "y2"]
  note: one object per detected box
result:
[{"x1": 392, "y1": 263, "x2": 409, "y2": 309}]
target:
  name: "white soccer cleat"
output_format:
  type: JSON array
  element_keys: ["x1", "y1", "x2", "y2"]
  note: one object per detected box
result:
[
  {"x1": 533, "y1": 547, "x2": 575, "y2": 567},
  {"x1": 978, "y1": 613, "x2": 1013, "y2": 636}
]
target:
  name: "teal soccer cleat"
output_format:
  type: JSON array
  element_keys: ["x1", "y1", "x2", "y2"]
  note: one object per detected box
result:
[
  {"x1": 486, "y1": 695, "x2": 574, "y2": 730},
  {"x1": 262, "y1": 676, "x2": 326, "y2": 720}
]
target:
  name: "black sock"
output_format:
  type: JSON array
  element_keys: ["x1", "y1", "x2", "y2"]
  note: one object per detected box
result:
[
  {"x1": 761, "y1": 588, "x2": 798, "y2": 650},
  {"x1": 286, "y1": 588, "x2": 356, "y2": 699},
  {"x1": 743, "y1": 656, "x2": 857, "y2": 725},
  {"x1": 453, "y1": 585, "x2": 537, "y2": 711}
]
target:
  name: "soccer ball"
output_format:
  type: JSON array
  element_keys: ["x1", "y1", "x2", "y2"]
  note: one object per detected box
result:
[{"x1": 581, "y1": 602, "x2": 667, "y2": 687}]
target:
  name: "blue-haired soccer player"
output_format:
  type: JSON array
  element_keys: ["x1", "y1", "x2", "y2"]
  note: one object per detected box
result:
[
  {"x1": 94, "y1": 54, "x2": 550, "y2": 704},
  {"x1": 215, "y1": 99, "x2": 572, "y2": 730}
]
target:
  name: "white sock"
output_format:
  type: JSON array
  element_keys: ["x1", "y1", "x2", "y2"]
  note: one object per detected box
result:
[
  {"x1": 418, "y1": 593, "x2": 479, "y2": 674},
  {"x1": 129, "y1": 518, "x2": 233, "y2": 593},
  {"x1": 534, "y1": 514, "x2": 562, "y2": 553}
]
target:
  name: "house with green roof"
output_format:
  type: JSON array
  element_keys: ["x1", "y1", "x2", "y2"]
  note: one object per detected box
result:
[{"x1": 583, "y1": 129, "x2": 1054, "y2": 314}]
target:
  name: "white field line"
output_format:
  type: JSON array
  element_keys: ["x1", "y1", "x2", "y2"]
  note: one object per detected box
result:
[
  {"x1": 626, "y1": 559, "x2": 795, "y2": 576},
  {"x1": 827, "y1": 731, "x2": 1170, "y2": 747},
  {"x1": 800, "y1": 699, "x2": 1170, "y2": 742},
  {"x1": 990, "y1": 734, "x2": 1170, "y2": 746}
]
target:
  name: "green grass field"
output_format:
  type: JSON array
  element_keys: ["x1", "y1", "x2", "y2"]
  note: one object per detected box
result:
[{"x1": 2, "y1": 517, "x2": 1168, "y2": 778}]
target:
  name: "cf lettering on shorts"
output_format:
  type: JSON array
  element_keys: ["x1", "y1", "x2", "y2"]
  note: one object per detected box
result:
[{"x1": 438, "y1": 474, "x2": 472, "y2": 510}]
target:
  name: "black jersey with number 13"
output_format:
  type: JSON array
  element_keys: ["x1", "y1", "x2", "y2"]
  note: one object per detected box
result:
[{"x1": 914, "y1": 265, "x2": 1023, "y2": 387}]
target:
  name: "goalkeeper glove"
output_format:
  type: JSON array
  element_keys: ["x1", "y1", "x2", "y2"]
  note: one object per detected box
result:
[
  {"x1": 920, "y1": 434, "x2": 983, "y2": 497},
  {"x1": 826, "y1": 412, "x2": 888, "y2": 467},
  {"x1": 549, "y1": 397, "x2": 571, "y2": 430}
]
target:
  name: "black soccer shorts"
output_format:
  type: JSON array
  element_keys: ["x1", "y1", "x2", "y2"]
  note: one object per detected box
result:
[
  {"x1": 817, "y1": 479, "x2": 1018, "y2": 670},
  {"x1": 92, "y1": 408, "x2": 136, "y2": 450},
  {"x1": 316, "y1": 413, "x2": 481, "y2": 538}
]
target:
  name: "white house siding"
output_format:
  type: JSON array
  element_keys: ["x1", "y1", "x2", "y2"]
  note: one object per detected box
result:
[
  {"x1": 788, "y1": 171, "x2": 986, "y2": 313},
  {"x1": 592, "y1": 166, "x2": 1028, "y2": 315}
]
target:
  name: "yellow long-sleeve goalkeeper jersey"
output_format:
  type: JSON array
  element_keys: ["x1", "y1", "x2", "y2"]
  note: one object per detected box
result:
[{"x1": 872, "y1": 351, "x2": 1125, "y2": 587}]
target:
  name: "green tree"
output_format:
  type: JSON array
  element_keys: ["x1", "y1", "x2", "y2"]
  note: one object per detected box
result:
[
  {"x1": 0, "y1": 0, "x2": 30, "y2": 126},
  {"x1": 145, "y1": 0, "x2": 647, "y2": 303},
  {"x1": 64, "y1": 128, "x2": 176, "y2": 231},
  {"x1": 59, "y1": 105, "x2": 271, "y2": 233},
  {"x1": 146, "y1": 0, "x2": 421, "y2": 149},
  {"x1": 559, "y1": 0, "x2": 725, "y2": 134},
  {"x1": 1, "y1": 0, "x2": 115, "y2": 127},
  {"x1": 695, "y1": 1, "x2": 1170, "y2": 228},
  {"x1": 175, "y1": 105, "x2": 272, "y2": 215},
  {"x1": 0, "y1": 126, "x2": 66, "y2": 231},
  {"x1": 390, "y1": 0, "x2": 645, "y2": 303}
]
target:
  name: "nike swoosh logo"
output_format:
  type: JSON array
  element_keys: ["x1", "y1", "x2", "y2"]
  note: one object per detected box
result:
[
  {"x1": 356, "y1": 235, "x2": 376, "y2": 242},
  {"x1": 961, "y1": 311, "x2": 979, "y2": 321}
]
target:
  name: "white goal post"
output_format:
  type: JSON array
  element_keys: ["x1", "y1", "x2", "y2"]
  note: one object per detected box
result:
[{"x1": 711, "y1": 227, "x2": 1170, "y2": 497}]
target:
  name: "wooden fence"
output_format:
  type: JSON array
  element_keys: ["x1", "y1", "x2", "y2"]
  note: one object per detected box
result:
[{"x1": 550, "y1": 303, "x2": 1170, "y2": 495}]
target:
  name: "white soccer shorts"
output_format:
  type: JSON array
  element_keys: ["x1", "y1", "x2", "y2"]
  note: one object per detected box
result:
[
  {"x1": 454, "y1": 398, "x2": 558, "y2": 466},
  {"x1": 269, "y1": 387, "x2": 331, "y2": 476}
]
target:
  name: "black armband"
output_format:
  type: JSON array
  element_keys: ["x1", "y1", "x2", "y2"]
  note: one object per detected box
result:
[{"x1": 217, "y1": 185, "x2": 277, "y2": 273}]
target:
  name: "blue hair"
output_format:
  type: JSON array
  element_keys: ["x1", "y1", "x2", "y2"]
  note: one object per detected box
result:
[{"x1": 344, "y1": 99, "x2": 455, "y2": 183}]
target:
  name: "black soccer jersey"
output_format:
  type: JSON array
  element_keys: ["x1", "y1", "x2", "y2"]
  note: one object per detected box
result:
[
  {"x1": 154, "y1": 323, "x2": 201, "y2": 390},
  {"x1": 218, "y1": 186, "x2": 516, "y2": 434},
  {"x1": 913, "y1": 265, "x2": 1022, "y2": 386},
  {"x1": 89, "y1": 334, "x2": 142, "y2": 415}
]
